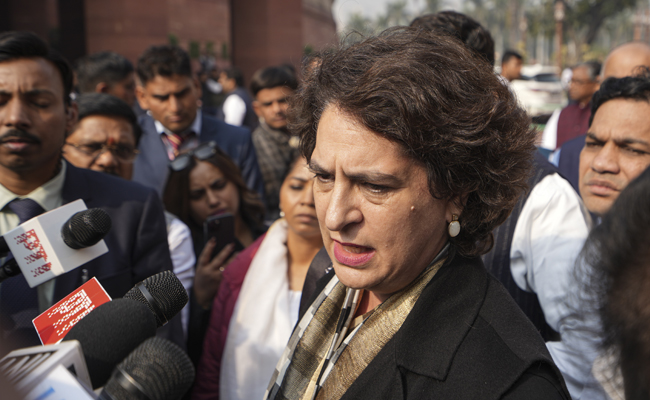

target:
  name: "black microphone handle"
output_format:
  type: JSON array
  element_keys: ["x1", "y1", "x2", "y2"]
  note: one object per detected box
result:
[
  {"x1": 0, "y1": 257, "x2": 20, "y2": 282},
  {"x1": 0, "y1": 236, "x2": 8, "y2": 256}
]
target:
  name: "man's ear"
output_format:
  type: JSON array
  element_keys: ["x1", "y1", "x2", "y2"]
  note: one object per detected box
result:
[
  {"x1": 65, "y1": 101, "x2": 79, "y2": 135},
  {"x1": 135, "y1": 85, "x2": 148, "y2": 110},
  {"x1": 95, "y1": 82, "x2": 110, "y2": 94}
]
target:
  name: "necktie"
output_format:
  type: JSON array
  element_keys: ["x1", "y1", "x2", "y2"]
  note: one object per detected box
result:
[
  {"x1": 167, "y1": 133, "x2": 184, "y2": 156},
  {"x1": 0, "y1": 198, "x2": 46, "y2": 346}
]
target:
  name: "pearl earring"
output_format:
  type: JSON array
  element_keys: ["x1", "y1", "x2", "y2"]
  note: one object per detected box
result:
[
  {"x1": 448, "y1": 214, "x2": 460, "y2": 237},
  {"x1": 279, "y1": 210, "x2": 285, "y2": 218}
]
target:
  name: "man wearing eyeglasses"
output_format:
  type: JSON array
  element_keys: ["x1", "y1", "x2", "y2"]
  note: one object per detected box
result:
[
  {"x1": 133, "y1": 45, "x2": 265, "y2": 200},
  {"x1": 63, "y1": 92, "x2": 194, "y2": 343},
  {"x1": 541, "y1": 61, "x2": 601, "y2": 152}
]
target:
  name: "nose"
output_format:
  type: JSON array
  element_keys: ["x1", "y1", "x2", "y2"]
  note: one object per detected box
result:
[
  {"x1": 94, "y1": 148, "x2": 119, "y2": 170},
  {"x1": 591, "y1": 142, "x2": 620, "y2": 175},
  {"x1": 271, "y1": 101, "x2": 283, "y2": 115},
  {"x1": 324, "y1": 181, "x2": 362, "y2": 232},
  {"x1": 205, "y1": 189, "x2": 222, "y2": 208},
  {"x1": 4, "y1": 98, "x2": 31, "y2": 130},
  {"x1": 168, "y1": 95, "x2": 182, "y2": 113}
]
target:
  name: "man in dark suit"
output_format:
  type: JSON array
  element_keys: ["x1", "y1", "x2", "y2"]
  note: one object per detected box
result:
[
  {"x1": 0, "y1": 31, "x2": 175, "y2": 351},
  {"x1": 133, "y1": 45, "x2": 264, "y2": 199}
]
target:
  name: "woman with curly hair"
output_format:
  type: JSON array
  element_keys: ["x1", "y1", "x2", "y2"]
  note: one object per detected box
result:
[{"x1": 265, "y1": 28, "x2": 570, "y2": 399}]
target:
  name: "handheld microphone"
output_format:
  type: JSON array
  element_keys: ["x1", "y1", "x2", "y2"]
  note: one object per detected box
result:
[
  {"x1": 61, "y1": 208, "x2": 112, "y2": 249},
  {"x1": 99, "y1": 337, "x2": 195, "y2": 400},
  {"x1": 0, "y1": 208, "x2": 111, "y2": 283},
  {"x1": 1, "y1": 200, "x2": 111, "y2": 287},
  {"x1": 63, "y1": 298, "x2": 157, "y2": 389},
  {"x1": 123, "y1": 271, "x2": 188, "y2": 327}
]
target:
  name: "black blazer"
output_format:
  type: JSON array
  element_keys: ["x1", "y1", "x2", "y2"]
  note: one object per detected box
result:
[
  {"x1": 301, "y1": 249, "x2": 570, "y2": 399},
  {"x1": 133, "y1": 113, "x2": 265, "y2": 199}
]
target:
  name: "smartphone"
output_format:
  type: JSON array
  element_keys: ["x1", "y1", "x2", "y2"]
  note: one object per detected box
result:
[{"x1": 203, "y1": 213, "x2": 235, "y2": 259}]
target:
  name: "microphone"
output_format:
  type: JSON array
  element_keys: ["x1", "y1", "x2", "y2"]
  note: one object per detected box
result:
[
  {"x1": 63, "y1": 298, "x2": 157, "y2": 389},
  {"x1": 99, "y1": 337, "x2": 195, "y2": 400},
  {"x1": 0, "y1": 208, "x2": 111, "y2": 282},
  {"x1": 1, "y1": 202, "x2": 111, "y2": 286},
  {"x1": 123, "y1": 271, "x2": 188, "y2": 327},
  {"x1": 61, "y1": 208, "x2": 112, "y2": 249}
]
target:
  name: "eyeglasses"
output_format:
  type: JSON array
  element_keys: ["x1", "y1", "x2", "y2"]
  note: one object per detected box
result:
[
  {"x1": 169, "y1": 141, "x2": 219, "y2": 171},
  {"x1": 64, "y1": 142, "x2": 140, "y2": 162}
]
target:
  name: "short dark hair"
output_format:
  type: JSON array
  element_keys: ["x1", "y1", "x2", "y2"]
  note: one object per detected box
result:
[
  {"x1": 73, "y1": 93, "x2": 142, "y2": 145},
  {"x1": 75, "y1": 51, "x2": 134, "y2": 93},
  {"x1": 222, "y1": 66, "x2": 245, "y2": 88},
  {"x1": 574, "y1": 60, "x2": 601, "y2": 82},
  {"x1": 293, "y1": 27, "x2": 535, "y2": 257},
  {"x1": 410, "y1": 11, "x2": 495, "y2": 66},
  {"x1": 136, "y1": 45, "x2": 192, "y2": 85},
  {"x1": 502, "y1": 50, "x2": 523, "y2": 65},
  {"x1": 250, "y1": 65, "x2": 298, "y2": 97},
  {"x1": 579, "y1": 166, "x2": 650, "y2": 399},
  {"x1": 0, "y1": 31, "x2": 73, "y2": 105},
  {"x1": 589, "y1": 67, "x2": 650, "y2": 126}
]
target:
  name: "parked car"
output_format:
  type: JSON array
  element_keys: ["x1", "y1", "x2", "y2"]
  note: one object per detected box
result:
[{"x1": 508, "y1": 65, "x2": 567, "y2": 117}]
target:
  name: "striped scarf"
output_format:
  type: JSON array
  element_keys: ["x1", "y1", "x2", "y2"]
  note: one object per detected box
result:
[{"x1": 265, "y1": 244, "x2": 449, "y2": 400}]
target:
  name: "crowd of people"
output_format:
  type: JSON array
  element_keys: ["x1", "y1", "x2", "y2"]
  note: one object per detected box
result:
[{"x1": 2, "y1": 8, "x2": 650, "y2": 400}]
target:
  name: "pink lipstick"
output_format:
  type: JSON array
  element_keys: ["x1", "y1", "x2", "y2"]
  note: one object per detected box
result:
[{"x1": 332, "y1": 240, "x2": 375, "y2": 267}]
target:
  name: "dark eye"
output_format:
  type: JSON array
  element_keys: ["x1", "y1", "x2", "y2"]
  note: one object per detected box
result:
[
  {"x1": 364, "y1": 182, "x2": 389, "y2": 194},
  {"x1": 83, "y1": 143, "x2": 104, "y2": 154},
  {"x1": 210, "y1": 180, "x2": 227, "y2": 190},
  {"x1": 114, "y1": 146, "x2": 136, "y2": 159},
  {"x1": 314, "y1": 173, "x2": 333, "y2": 183},
  {"x1": 289, "y1": 184, "x2": 304, "y2": 191},
  {"x1": 189, "y1": 190, "x2": 205, "y2": 200}
]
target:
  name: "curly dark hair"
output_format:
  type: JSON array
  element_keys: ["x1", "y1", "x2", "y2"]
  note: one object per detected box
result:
[
  {"x1": 292, "y1": 27, "x2": 535, "y2": 257},
  {"x1": 410, "y1": 11, "x2": 495, "y2": 66},
  {"x1": 163, "y1": 148, "x2": 265, "y2": 241},
  {"x1": 589, "y1": 66, "x2": 650, "y2": 126},
  {"x1": 578, "y1": 166, "x2": 650, "y2": 399}
]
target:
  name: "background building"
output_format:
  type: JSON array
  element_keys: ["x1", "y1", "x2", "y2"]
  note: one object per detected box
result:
[{"x1": 0, "y1": 0, "x2": 337, "y2": 82}]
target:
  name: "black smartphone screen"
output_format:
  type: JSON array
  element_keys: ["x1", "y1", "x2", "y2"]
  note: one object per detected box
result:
[{"x1": 203, "y1": 213, "x2": 236, "y2": 259}]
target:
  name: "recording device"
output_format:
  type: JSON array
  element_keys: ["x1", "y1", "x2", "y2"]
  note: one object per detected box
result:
[
  {"x1": 0, "y1": 207, "x2": 112, "y2": 283},
  {"x1": 99, "y1": 337, "x2": 195, "y2": 400},
  {"x1": 203, "y1": 213, "x2": 235, "y2": 259},
  {"x1": 1, "y1": 200, "x2": 110, "y2": 287},
  {"x1": 123, "y1": 271, "x2": 189, "y2": 327},
  {"x1": 0, "y1": 340, "x2": 93, "y2": 395},
  {"x1": 63, "y1": 298, "x2": 157, "y2": 389}
]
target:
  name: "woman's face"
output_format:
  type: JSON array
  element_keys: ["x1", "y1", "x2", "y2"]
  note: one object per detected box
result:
[
  {"x1": 188, "y1": 160, "x2": 240, "y2": 225},
  {"x1": 279, "y1": 157, "x2": 321, "y2": 239},
  {"x1": 310, "y1": 105, "x2": 459, "y2": 301}
]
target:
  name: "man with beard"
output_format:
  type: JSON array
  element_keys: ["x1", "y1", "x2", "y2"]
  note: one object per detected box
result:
[{"x1": 0, "y1": 32, "x2": 176, "y2": 350}]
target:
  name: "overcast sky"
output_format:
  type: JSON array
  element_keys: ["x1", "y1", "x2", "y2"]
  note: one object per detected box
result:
[
  {"x1": 332, "y1": 0, "x2": 420, "y2": 29},
  {"x1": 332, "y1": 0, "x2": 460, "y2": 31}
]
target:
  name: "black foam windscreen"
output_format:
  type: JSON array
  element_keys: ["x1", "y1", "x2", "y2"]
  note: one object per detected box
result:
[
  {"x1": 61, "y1": 208, "x2": 112, "y2": 249},
  {"x1": 123, "y1": 271, "x2": 188, "y2": 327},
  {"x1": 63, "y1": 298, "x2": 157, "y2": 389},
  {"x1": 101, "y1": 337, "x2": 195, "y2": 400}
]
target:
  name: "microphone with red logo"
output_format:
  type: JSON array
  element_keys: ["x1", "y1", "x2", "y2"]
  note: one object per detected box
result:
[{"x1": 0, "y1": 207, "x2": 111, "y2": 282}]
